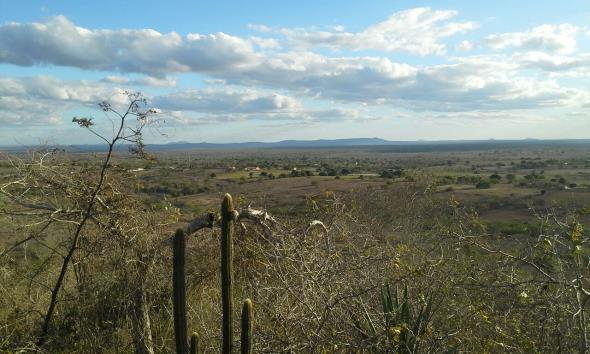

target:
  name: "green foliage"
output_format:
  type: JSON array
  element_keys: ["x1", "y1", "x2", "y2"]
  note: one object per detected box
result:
[
  {"x1": 475, "y1": 180, "x2": 491, "y2": 189},
  {"x1": 380, "y1": 168, "x2": 403, "y2": 179},
  {"x1": 486, "y1": 221, "x2": 541, "y2": 236},
  {"x1": 379, "y1": 283, "x2": 434, "y2": 353},
  {"x1": 141, "y1": 181, "x2": 208, "y2": 197},
  {"x1": 489, "y1": 173, "x2": 502, "y2": 183}
]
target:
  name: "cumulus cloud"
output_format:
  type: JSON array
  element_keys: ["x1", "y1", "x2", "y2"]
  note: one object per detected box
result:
[
  {"x1": 0, "y1": 76, "x2": 123, "y2": 104},
  {"x1": 513, "y1": 52, "x2": 590, "y2": 73},
  {"x1": 0, "y1": 15, "x2": 260, "y2": 76},
  {"x1": 247, "y1": 24, "x2": 272, "y2": 33},
  {"x1": 0, "y1": 10, "x2": 475, "y2": 79},
  {"x1": 153, "y1": 88, "x2": 379, "y2": 124},
  {"x1": 0, "y1": 14, "x2": 587, "y2": 129},
  {"x1": 0, "y1": 76, "x2": 130, "y2": 125},
  {"x1": 249, "y1": 36, "x2": 281, "y2": 49},
  {"x1": 0, "y1": 96, "x2": 62, "y2": 125},
  {"x1": 0, "y1": 76, "x2": 377, "y2": 126},
  {"x1": 163, "y1": 106, "x2": 374, "y2": 126},
  {"x1": 279, "y1": 7, "x2": 477, "y2": 55},
  {"x1": 456, "y1": 40, "x2": 474, "y2": 51},
  {"x1": 420, "y1": 56, "x2": 582, "y2": 110},
  {"x1": 485, "y1": 24, "x2": 579, "y2": 54},
  {"x1": 153, "y1": 89, "x2": 301, "y2": 113},
  {"x1": 101, "y1": 75, "x2": 177, "y2": 87},
  {"x1": 219, "y1": 52, "x2": 581, "y2": 111}
]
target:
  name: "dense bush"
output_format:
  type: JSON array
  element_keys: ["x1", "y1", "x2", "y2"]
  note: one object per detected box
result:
[
  {"x1": 380, "y1": 168, "x2": 403, "y2": 179},
  {"x1": 476, "y1": 180, "x2": 491, "y2": 189}
]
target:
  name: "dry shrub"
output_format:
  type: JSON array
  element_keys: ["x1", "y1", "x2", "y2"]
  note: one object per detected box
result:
[{"x1": 2, "y1": 155, "x2": 589, "y2": 352}]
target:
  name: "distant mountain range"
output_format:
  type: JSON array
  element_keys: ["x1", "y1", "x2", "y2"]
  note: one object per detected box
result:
[
  {"x1": 148, "y1": 138, "x2": 590, "y2": 151},
  {"x1": 2, "y1": 138, "x2": 590, "y2": 153},
  {"x1": 156, "y1": 137, "x2": 395, "y2": 149}
]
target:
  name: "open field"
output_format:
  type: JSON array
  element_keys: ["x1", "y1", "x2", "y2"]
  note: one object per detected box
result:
[
  {"x1": 3, "y1": 142, "x2": 589, "y2": 239},
  {"x1": 92, "y1": 143, "x2": 590, "y2": 227}
]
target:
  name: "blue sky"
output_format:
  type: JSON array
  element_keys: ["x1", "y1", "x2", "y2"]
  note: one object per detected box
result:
[{"x1": 1, "y1": 1, "x2": 589, "y2": 145}]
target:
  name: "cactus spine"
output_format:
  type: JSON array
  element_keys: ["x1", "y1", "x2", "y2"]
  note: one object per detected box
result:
[
  {"x1": 221, "y1": 193, "x2": 235, "y2": 353},
  {"x1": 190, "y1": 332, "x2": 200, "y2": 354},
  {"x1": 173, "y1": 229, "x2": 188, "y2": 354},
  {"x1": 240, "y1": 298, "x2": 254, "y2": 354}
]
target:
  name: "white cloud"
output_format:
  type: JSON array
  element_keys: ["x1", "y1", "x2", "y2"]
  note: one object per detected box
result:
[
  {"x1": 279, "y1": 7, "x2": 477, "y2": 55},
  {"x1": 0, "y1": 10, "x2": 476, "y2": 79},
  {"x1": 249, "y1": 36, "x2": 281, "y2": 49},
  {"x1": 568, "y1": 111, "x2": 589, "y2": 118},
  {"x1": 164, "y1": 106, "x2": 374, "y2": 126},
  {"x1": 135, "y1": 76, "x2": 177, "y2": 87},
  {"x1": 247, "y1": 24, "x2": 272, "y2": 33},
  {"x1": 0, "y1": 96, "x2": 62, "y2": 125},
  {"x1": 456, "y1": 40, "x2": 474, "y2": 51},
  {"x1": 0, "y1": 14, "x2": 588, "y2": 130},
  {"x1": 153, "y1": 88, "x2": 380, "y2": 124},
  {"x1": 485, "y1": 24, "x2": 579, "y2": 54},
  {"x1": 0, "y1": 76, "x2": 123, "y2": 103},
  {"x1": 220, "y1": 52, "x2": 580, "y2": 111},
  {"x1": 101, "y1": 75, "x2": 130, "y2": 84},
  {"x1": 153, "y1": 88, "x2": 301, "y2": 113},
  {"x1": 0, "y1": 76, "x2": 378, "y2": 126},
  {"x1": 101, "y1": 75, "x2": 177, "y2": 87},
  {"x1": 0, "y1": 15, "x2": 260, "y2": 76},
  {"x1": 513, "y1": 51, "x2": 590, "y2": 73},
  {"x1": 0, "y1": 76, "x2": 128, "y2": 125}
]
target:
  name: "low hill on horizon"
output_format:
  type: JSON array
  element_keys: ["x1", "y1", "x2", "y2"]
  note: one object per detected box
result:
[{"x1": 2, "y1": 137, "x2": 590, "y2": 153}]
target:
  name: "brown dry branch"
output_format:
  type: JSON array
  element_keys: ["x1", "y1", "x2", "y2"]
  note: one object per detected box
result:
[{"x1": 0, "y1": 92, "x2": 166, "y2": 351}]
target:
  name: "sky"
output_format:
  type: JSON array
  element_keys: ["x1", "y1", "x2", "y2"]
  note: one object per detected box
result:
[{"x1": 0, "y1": 0, "x2": 589, "y2": 145}]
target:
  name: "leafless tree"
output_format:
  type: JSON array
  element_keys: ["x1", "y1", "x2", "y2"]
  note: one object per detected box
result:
[{"x1": 0, "y1": 92, "x2": 164, "y2": 351}]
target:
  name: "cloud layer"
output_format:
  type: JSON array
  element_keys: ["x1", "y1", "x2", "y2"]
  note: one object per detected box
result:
[
  {"x1": 0, "y1": 8, "x2": 588, "y2": 136},
  {"x1": 0, "y1": 15, "x2": 259, "y2": 76},
  {"x1": 277, "y1": 7, "x2": 477, "y2": 55},
  {"x1": 485, "y1": 24, "x2": 579, "y2": 54}
]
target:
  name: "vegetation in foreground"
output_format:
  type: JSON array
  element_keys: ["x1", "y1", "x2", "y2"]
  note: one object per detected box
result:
[{"x1": 1, "y1": 96, "x2": 589, "y2": 352}]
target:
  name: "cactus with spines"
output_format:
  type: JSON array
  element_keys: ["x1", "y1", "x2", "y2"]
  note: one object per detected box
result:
[
  {"x1": 240, "y1": 298, "x2": 254, "y2": 354},
  {"x1": 173, "y1": 229, "x2": 188, "y2": 354},
  {"x1": 190, "y1": 332, "x2": 200, "y2": 354},
  {"x1": 221, "y1": 193, "x2": 235, "y2": 354}
]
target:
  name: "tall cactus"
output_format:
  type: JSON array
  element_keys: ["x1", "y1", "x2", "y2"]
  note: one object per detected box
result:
[
  {"x1": 173, "y1": 229, "x2": 188, "y2": 354},
  {"x1": 240, "y1": 298, "x2": 254, "y2": 354},
  {"x1": 172, "y1": 194, "x2": 254, "y2": 353},
  {"x1": 221, "y1": 193, "x2": 235, "y2": 353}
]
